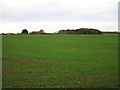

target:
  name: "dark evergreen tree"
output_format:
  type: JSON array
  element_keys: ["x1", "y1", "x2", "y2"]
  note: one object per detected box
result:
[{"x1": 21, "y1": 29, "x2": 28, "y2": 34}]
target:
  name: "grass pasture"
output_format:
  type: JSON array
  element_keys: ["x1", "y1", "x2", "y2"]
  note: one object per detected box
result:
[{"x1": 2, "y1": 34, "x2": 118, "y2": 88}]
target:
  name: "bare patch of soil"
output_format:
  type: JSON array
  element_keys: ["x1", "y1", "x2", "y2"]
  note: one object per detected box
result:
[
  {"x1": 3, "y1": 70, "x2": 19, "y2": 75},
  {"x1": 2, "y1": 58, "x2": 52, "y2": 65},
  {"x1": 2, "y1": 58, "x2": 31, "y2": 64}
]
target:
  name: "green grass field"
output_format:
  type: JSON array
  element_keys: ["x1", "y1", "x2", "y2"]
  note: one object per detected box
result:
[{"x1": 2, "y1": 34, "x2": 118, "y2": 88}]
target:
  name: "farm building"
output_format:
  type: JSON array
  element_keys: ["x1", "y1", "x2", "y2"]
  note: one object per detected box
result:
[
  {"x1": 29, "y1": 29, "x2": 46, "y2": 34},
  {"x1": 59, "y1": 28, "x2": 101, "y2": 34}
]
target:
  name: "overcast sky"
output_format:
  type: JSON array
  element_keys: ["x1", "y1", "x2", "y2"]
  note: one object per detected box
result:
[{"x1": 0, "y1": 0, "x2": 119, "y2": 33}]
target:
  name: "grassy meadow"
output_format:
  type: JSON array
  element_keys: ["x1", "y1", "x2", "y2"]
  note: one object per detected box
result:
[{"x1": 2, "y1": 34, "x2": 118, "y2": 88}]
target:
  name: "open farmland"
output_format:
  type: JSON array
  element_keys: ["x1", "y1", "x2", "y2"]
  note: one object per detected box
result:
[{"x1": 2, "y1": 34, "x2": 118, "y2": 88}]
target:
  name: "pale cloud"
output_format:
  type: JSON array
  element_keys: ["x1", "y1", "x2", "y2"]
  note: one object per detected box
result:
[
  {"x1": 0, "y1": 0, "x2": 119, "y2": 33},
  {"x1": 0, "y1": 21, "x2": 117, "y2": 33}
]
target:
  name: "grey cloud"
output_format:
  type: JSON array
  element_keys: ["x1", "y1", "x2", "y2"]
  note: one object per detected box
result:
[
  {"x1": 1, "y1": 7, "x2": 117, "y2": 23},
  {"x1": 0, "y1": 0, "x2": 117, "y2": 24}
]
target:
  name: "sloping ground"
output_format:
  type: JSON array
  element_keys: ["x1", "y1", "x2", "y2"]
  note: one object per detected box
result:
[{"x1": 2, "y1": 34, "x2": 118, "y2": 88}]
